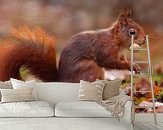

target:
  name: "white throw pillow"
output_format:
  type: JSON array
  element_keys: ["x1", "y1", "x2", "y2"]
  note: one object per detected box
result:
[
  {"x1": 1, "y1": 88, "x2": 34, "y2": 103},
  {"x1": 10, "y1": 78, "x2": 37, "y2": 100}
]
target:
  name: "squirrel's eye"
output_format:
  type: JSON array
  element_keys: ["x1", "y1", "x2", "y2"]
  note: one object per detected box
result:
[{"x1": 129, "y1": 28, "x2": 136, "y2": 36}]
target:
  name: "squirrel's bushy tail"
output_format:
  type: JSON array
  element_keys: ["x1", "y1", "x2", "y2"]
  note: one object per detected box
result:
[{"x1": 0, "y1": 26, "x2": 58, "y2": 81}]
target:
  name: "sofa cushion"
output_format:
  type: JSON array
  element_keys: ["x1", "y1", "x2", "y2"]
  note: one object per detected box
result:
[
  {"x1": 78, "y1": 80, "x2": 105, "y2": 101},
  {"x1": 0, "y1": 88, "x2": 34, "y2": 103},
  {"x1": 0, "y1": 101, "x2": 54, "y2": 117},
  {"x1": 0, "y1": 81, "x2": 13, "y2": 101},
  {"x1": 55, "y1": 101, "x2": 112, "y2": 117},
  {"x1": 0, "y1": 81, "x2": 12, "y2": 89},
  {"x1": 97, "y1": 80, "x2": 122, "y2": 100},
  {"x1": 10, "y1": 78, "x2": 37, "y2": 100}
]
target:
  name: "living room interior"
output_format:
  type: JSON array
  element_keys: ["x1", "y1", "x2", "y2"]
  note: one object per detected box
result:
[{"x1": 0, "y1": 0, "x2": 162, "y2": 130}]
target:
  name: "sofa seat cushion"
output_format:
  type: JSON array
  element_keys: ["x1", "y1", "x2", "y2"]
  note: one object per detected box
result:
[
  {"x1": 55, "y1": 101, "x2": 112, "y2": 117},
  {"x1": 0, "y1": 101, "x2": 54, "y2": 117}
]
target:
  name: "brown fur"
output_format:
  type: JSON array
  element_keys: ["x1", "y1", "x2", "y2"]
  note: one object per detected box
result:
[
  {"x1": 58, "y1": 9, "x2": 146, "y2": 82},
  {"x1": 0, "y1": 26, "x2": 58, "y2": 81},
  {"x1": 0, "y1": 9, "x2": 145, "y2": 83}
]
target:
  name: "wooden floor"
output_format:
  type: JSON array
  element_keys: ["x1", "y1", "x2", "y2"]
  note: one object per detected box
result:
[{"x1": 134, "y1": 122, "x2": 163, "y2": 130}]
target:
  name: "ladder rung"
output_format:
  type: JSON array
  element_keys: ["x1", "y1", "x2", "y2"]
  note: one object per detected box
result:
[
  {"x1": 134, "y1": 106, "x2": 153, "y2": 109},
  {"x1": 133, "y1": 73, "x2": 148, "y2": 76},
  {"x1": 134, "y1": 61, "x2": 148, "y2": 64},
  {"x1": 133, "y1": 91, "x2": 152, "y2": 93},
  {"x1": 133, "y1": 48, "x2": 147, "y2": 51}
]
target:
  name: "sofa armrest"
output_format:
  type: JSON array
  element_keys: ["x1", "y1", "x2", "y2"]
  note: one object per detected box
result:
[
  {"x1": 119, "y1": 88, "x2": 132, "y2": 122},
  {"x1": 120, "y1": 100, "x2": 132, "y2": 124}
]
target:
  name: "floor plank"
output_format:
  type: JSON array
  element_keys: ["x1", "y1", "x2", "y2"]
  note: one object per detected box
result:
[
  {"x1": 149, "y1": 122, "x2": 163, "y2": 130},
  {"x1": 158, "y1": 123, "x2": 163, "y2": 127},
  {"x1": 135, "y1": 114, "x2": 163, "y2": 122},
  {"x1": 135, "y1": 122, "x2": 163, "y2": 130},
  {"x1": 143, "y1": 122, "x2": 160, "y2": 130},
  {"x1": 135, "y1": 122, "x2": 149, "y2": 130},
  {"x1": 133, "y1": 123, "x2": 141, "y2": 130}
]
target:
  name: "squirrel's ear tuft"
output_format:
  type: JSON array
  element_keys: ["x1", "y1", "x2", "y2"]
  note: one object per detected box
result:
[
  {"x1": 117, "y1": 8, "x2": 133, "y2": 27},
  {"x1": 119, "y1": 8, "x2": 133, "y2": 19}
]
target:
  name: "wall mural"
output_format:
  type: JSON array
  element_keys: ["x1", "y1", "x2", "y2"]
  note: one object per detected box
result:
[{"x1": 0, "y1": 0, "x2": 162, "y2": 113}]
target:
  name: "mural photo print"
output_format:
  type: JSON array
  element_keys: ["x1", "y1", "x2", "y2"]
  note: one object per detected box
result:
[{"x1": 0, "y1": 0, "x2": 162, "y2": 113}]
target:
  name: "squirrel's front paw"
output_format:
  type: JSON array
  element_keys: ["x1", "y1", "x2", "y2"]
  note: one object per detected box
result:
[{"x1": 133, "y1": 63, "x2": 141, "y2": 73}]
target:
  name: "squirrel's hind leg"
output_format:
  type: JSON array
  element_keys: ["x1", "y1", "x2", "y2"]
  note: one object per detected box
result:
[
  {"x1": 71, "y1": 60, "x2": 104, "y2": 82},
  {"x1": 59, "y1": 60, "x2": 104, "y2": 83}
]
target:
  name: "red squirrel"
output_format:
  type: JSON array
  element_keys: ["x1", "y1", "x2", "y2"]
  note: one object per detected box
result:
[
  {"x1": 59, "y1": 9, "x2": 145, "y2": 82},
  {"x1": 0, "y1": 9, "x2": 145, "y2": 82}
]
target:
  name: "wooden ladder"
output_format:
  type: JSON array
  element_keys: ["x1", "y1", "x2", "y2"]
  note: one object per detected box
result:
[{"x1": 130, "y1": 35, "x2": 157, "y2": 126}]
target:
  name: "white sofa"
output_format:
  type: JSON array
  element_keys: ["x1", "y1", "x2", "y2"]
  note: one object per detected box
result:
[{"x1": 0, "y1": 82, "x2": 132, "y2": 130}]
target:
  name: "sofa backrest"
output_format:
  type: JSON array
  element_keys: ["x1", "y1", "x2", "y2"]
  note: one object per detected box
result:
[
  {"x1": 36, "y1": 82, "x2": 125, "y2": 105},
  {"x1": 36, "y1": 82, "x2": 79, "y2": 105}
]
